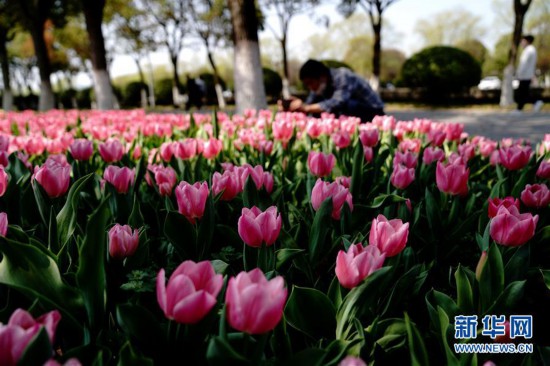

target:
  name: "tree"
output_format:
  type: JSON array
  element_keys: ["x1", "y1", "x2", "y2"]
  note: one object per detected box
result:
[
  {"x1": 81, "y1": 0, "x2": 117, "y2": 110},
  {"x1": 0, "y1": 1, "x2": 14, "y2": 110},
  {"x1": 228, "y1": 0, "x2": 267, "y2": 113},
  {"x1": 259, "y1": 0, "x2": 320, "y2": 98},
  {"x1": 414, "y1": 8, "x2": 486, "y2": 49},
  {"x1": 338, "y1": 0, "x2": 400, "y2": 91},
  {"x1": 6, "y1": 0, "x2": 71, "y2": 110},
  {"x1": 188, "y1": 0, "x2": 232, "y2": 108},
  {"x1": 455, "y1": 39, "x2": 489, "y2": 66},
  {"x1": 500, "y1": 0, "x2": 533, "y2": 107},
  {"x1": 141, "y1": 0, "x2": 189, "y2": 107}
]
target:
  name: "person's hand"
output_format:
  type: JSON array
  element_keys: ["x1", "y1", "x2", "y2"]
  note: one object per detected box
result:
[{"x1": 289, "y1": 98, "x2": 303, "y2": 112}]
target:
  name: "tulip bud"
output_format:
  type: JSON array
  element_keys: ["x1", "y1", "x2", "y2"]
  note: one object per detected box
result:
[
  {"x1": 436, "y1": 158, "x2": 469, "y2": 196},
  {"x1": 520, "y1": 183, "x2": 550, "y2": 209},
  {"x1": 369, "y1": 214, "x2": 409, "y2": 257},
  {"x1": 335, "y1": 243, "x2": 385, "y2": 289},
  {"x1": 103, "y1": 165, "x2": 135, "y2": 194},
  {"x1": 0, "y1": 212, "x2": 7, "y2": 237},
  {"x1": 99, "y1": 139, "x2": 124, "y2": 163},
  {"x1": 108, "y1": 224, "x2": 139, "y2": 259},
  {"x1": 69, "y1": 139, "x2": 94, "y2": 161},
  {"x1": 0, "y1": 166, "x2": 8, "y2": 197},
  {"x1": 237, "y1": 206, "x2": 282, "y2": 247},
  {"x1": 175, "y1": 181, "x2": 209, "y2": 224},
  {"x1": 490, "y1": 206, "x2": 538, "y2": 247},
  {"x1": 307, "y1": 151, "x2": 336, "y2": 177},
  {"x1": 34, "y1": 155, "x2": 71, "y2": 198},
  {"x1": 475, "y1": 251, "x2": 488, "y2": 281}
]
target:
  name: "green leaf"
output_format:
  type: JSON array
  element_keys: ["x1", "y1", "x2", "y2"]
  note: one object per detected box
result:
[
  {"x1": 56, "y1": 173, "x2": 94, "y2": 249},
  {"x1": 206, "y1": 336, "x2": 248, "y2": 365},
  {"x1": 117, "y1": 342, "x2": 154, "y2": 366},
  {"x1": 479, "y1": 243, "x2": 504, "y2": 313},
  {"x1": 511, "y1": 167, "x2": 531, "y2": 198},
  {"x1": 504, "y1": 245, "x2": 530, "y2": 283},
  {"x1": 368, "y1": 194, "x2": 407, "y2": 209},
  {"x1": 164, "y1": 211, "x2": 197, "y2": 260},
  {"x1": 276, "y1": 248, "x2": 305, "y2": 270},
  {"x1": 242, "y1": 176, "x2": 259, "y2": 208},
  {"x1": 0, "y1": 236, "x2": 83, "y2": 329},
  {"x1": 76, "y1": 199, "x2": 111, "y2": 333},
  {"x1": 436, "y1": 307, "x2": 459, "y2": 366},
  {"x1": 197, "y1": 194, "x2": 215, "y2": 260},
  {"x1": 404, "y1": 312, "x2": 429, "y2": 366},
  {"x1": 350, "y1": 142, "x2": 363, "y2": 199},
  {"x1": 476, "y1": 222, "x2": 491, "y2": 252},
  {"x1": 128, "y1": 194, "x2": 145, "y2": 228},
  {"x1": 424, "y1": 188, "x2": 440, "y2": 233},
  {"x1": 455, "y1": 265, "x2": 474, "y2": 314},
  {"x1": 32, "y1": 180, "x2": 51, "y2": 226},
  {"x1": 542, "y1": 270, "x2": 550, "y2": 290},
  {"x1": 211, "y1": 259, "x2": 229, "y2": 275},
  {"x1": 308, "y1": 197, "x2": 333, "y2": 263},
  {"x1": 381, "y1": 264, "x2": 428, "y2": 316},
  {"x1": 282, "y1": 348, "x2": 326, "y2": 366},
  {"x1": 17, "y1": 327, "x2": 52, "y2": 366},
  {"x1": 484, "y1": 280, "x2": 525, "y2": 316},
  {"x1": 285, "y1": 286, "x2": 336, "y2": 339},
  {"x1": 327, "y1": 275, "x2": 343, "y2": 309}
]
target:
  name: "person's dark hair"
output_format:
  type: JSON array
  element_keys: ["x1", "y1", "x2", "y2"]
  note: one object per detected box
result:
[
  {"x1": 522, "y1": 35, "x2": 534, "y2": 43},
  {"x1": 299, "y1": 59, "x2": 330, "y2": 80}
]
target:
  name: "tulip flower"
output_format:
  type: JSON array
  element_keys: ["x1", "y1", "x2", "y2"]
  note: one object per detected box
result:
[
  {"x1": 262, "y1": 172, "x2": 274, "y2": 193},
  {"x1": 369, "y1": 214, "x2": 409, "y2": 257},
  {"x1": 339, "y1": 356, "x2": 367, "y2": 366},
  {"x1": 536, "y1": 160, "x2": 550, "y2": 180},
  {"x1": 422, "y1": 146, "x2": 445, "y2": 165},
  {"x1": 307, "y1": 151, "x2": 336, "y2": 177},
  {"x1": 0, "y1": 166, "x2": 8, "y2": 197},
  {"x1": 487, "y1": 197, "x2": 520, "y2": 218},
  {"x1": 237, "y1": 206, "x2": 282, "y2": 247},
  {"x1": 157, "y1": 260, "x2": 223, "y2": 324},
  {"x1": 69, "y1": 139, "x2": 94, "y2": 161},
  {"x1": 0, "y1": 134, "x2": 10, "y2": 152},
  {"x1": 520, "y1": 183, "x2": 550, "y2": 208},
  {"x1": 175, "y1": 181, "x2": 209, "y2": 224},
  {"x1": 390, "y1": 164, "x2": 415, "y2": 190},
  {"x1": 311, "y1": 179, "x2": 353, "y2": 220},
  {"x1": 212, "y1": 170, "x2": 241, "y2": 201},
  {"x1": 363, "y1": 146, "x2": 373, "y2": 163},
  {"x1": 103, "y1": 165, "x2": 135, "y2": 194},
  {"x1": 225, "y1": 268, "x2": 287, "y2": 334},
  {"x1": 153, "y1": 166, "x2": 177, "y2": 197},
  {"x1": 427, "y1": 129, "x2": 446, "y2": 147},
  {"x1": 335, "y1": 243, "x2": 385, "y2": 289},
  {"x1": 201, "y1": 138, "x2": 223, "y2": 159},
  {"x1": 490, "y1": 206, "x2": 538, "y2": 247},
  {"x1": 174, "y1": 138, "x2": 198, "y2": 160},
  {"x1": 108, "y1": 224, "x2": 140, "y2": 259},
  {"x1": 0, "y1": 212, "x2": 7, "y2": 237},
  {"x1": 393, "y1": 151, "x2": 418, "y2": 168},
  {"x1": 436, "y1": 157, "x2": 469, "y2": 196},
  {"x1": 359, "y1": 125, "x2": 379, "y2": 147},
  {"x1": 497, "y1": 145, "x2": 531, "y2": 171},
  {"x1": 159, "y1": 142, "x2": 174, "y2": 162},
  {"x1": 34, "y1": 155, "x2": 71, "y2": 198},
  {"x1": 0, "y1": 308, "x2": 61, "y2": 365},
  {"x1": 332, "y1": 131, "x2": 352, "y2": 149},
  {"x1": 99, "y1": 139, "x2": 124, "y2": 163}
]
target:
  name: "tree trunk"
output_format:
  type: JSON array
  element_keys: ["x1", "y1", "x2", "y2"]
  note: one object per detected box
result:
[
  {"x1": 228, "y1": 0, "x2": 267, "y2": 114},
  {"x1": 371, "y1": 18, "x2": 381, "y2": 92},
  {"x1": 134, "y1": 57, "x2": 148, "y2": 108},
  {"x1": 281, "y1": 36, "x2": 290, "y2": 99},
  {"x1": 29, "y1": 22, "x2": 54, "y2": 111},
  {"x1": 206, "y1": 48, "x2": 226, "y2": 108},
  {"x1": 171, "y1": 55, "x2": 182, "y2": 108},
  {"x1": 500, "y1": 0, "x2": 532, "y2": 107},
  {"x1": 0, "y1": 31, "x2": 13, "y2": 111},
  {"x1": 83, "y1": 0, "x2": 116, "y2": 110}
]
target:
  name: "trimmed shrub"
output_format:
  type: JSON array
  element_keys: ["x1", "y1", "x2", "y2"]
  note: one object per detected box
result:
[
  {"x1": 155, "y1": 78, "x2": 174, "y2": 106},
  {"x1": 122, "y1": 81, "x2": 148, "y2": 108},
  {"x1": 263, "y1": 67, "x2": 283, "y2": 102}
]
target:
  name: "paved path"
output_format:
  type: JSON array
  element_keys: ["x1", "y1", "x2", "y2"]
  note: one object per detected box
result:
[{"x1": 386, "y1": 108, "x2": 550, "y2": 142}]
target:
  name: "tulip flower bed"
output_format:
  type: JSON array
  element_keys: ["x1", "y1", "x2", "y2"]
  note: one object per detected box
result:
[{"x1": 0, "y1": 108, "x2": 549, "y2": 365}]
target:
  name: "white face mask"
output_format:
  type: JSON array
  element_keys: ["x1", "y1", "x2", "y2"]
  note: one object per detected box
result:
[{"x1": 314, "y1": 81, "x2": 327, "y2": 95}]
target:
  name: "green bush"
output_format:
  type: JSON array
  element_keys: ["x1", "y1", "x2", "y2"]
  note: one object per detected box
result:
[
  {"x1": 400, "y1": 46, "x2": 481, "y2": 100},
  {"x1": 198, "y1": 73, "x2": 226, "y2": 105},
  {"x1": 75, "y1": 88, "x2": 92, "y2": 109},
  {"x1": 320, "y1": 59, "x2": 353, "y2": 71},
  {"x1": 263, "y1": 67, "x2": 282, "y2": 102},
  {"x1": 121, "y1": 81, "x2": 148, "y2": 108},
  {"x1": 155, "y1": 78, "x2": 174, "y2": 106}
]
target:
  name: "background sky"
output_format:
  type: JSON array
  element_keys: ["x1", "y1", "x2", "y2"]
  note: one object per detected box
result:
[{"x1": 108, "y1": 0, "x2": 502, "y2": 80}]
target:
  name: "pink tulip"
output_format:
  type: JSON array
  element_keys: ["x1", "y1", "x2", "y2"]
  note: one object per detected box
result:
[
  {"x1": 34, "y1": 155, "x2": 71, "y2": 198},
  {"x1": 422, "y1": 146, "x2": 445, "y2": 165},
  {"x1": 427, "y1": 129, "x2": 446, "y2": 147},
  {"x1": 363, "y1": 146, "x2": 373, "y2": 163},
  {"x1": 108, "y1": 224, "x2": 140, "y2": 259},
  {"x1": 520, "y1": 184, "x2": 550, "y2": 208},
  {"x1": 201, "y1": 138, "x2": 223, "y2": 159},
  {"x1": 338, "y1": 356, "x2": 367, "y2": 366},
  {"x1": 390, "y1": 164, "x2": 415, "y2": 190},
  {"x1": 244, "y1": 164, "x2": 264, "y2": 189},
  {"x1": 212, "y1": 170, "x2": 241, "y2": 201},
  {"x1": 262, "y1": 172, "x2": 274, "y2": 193},
  {"x1": 335, "y1": 243, "x2": 385, "y2": 289},
  {"x1": 225, "y1": 268, "x2": 287, "y2": 334},
  {"x1": 536, "y1": 160, "x2": 550, "y2": 180},
  {"x1": 308, "y1": 151, "x2": 336, "y2": 177},
  {"x1": 436, "y1": 158, "x2": 469, "y2": 196},
  {"x1": 159, "y1": 142, "x2": 174, "y2": 162},
  {"x1": 43, "y1": 358, "x2": 82, "y2": 366},
  {"x1": 237, "y1": 206, "x2": 282, "y2": 247},
  {"x1": 174, "y1": 139, "x2": 198, "y2": 160},
  {"x1": 488, "y1": 197, "x2": 520, "y2": 218},
  {"x1": 311, "y1": 179, "x2": 353, "y2": 220},
  {"x1": 393, "y1": 151, "x2": 417, "y2": 168},
  {"x1": 0, "y1": 134, "x2": 10, "y2": 152},
  {"x1": 332, "y1": 131, "x2": 352, "y2": 149},
  {"x1": 175, "y1": 181, "x2": 209, "y2": 224},
  {"x1": 0, "y1": 166, "x2": 8, "y2": 197},
  {"x1": 25, "y1": 136, "x2": 45, "y2": 155},
  {"x1": 69, "y1": 139, "x2": 93, "y2": 161},
  {"x1": 99, "y1": 139, "x2": 124, "y2": 163},
  {"x1": 0, "y1": 151, "x2": 8, "y2": 168},
  {"x1": 154, "y1": 166, "x2": 177, "y2": 196},
  {"x1": 0, "y1": 212, "x2": 7, "y2": 237},
  {"x1": 369, "y1": 214, "x2": 409, "y2": 257},
  {"x1": 490, "y1": 205, "x2": 538, "y2": 247},
  {"x1": 359, "y1": 125, "x2": 379, "y2": 147},
  {"x1": 398, "y1": 138, "x2": 422, "y2": 153},
  {"x1": 103, "y1": 165, "x2": 135, "y2": 194},
  {"x1": 497, "y1": 145, "x2": 532, "y2": 171},
  {"x1": 335, "y1": 176, "x2": 351, "y2": 189},
  {"x1": 0, "y1": 308, "x2": 61, "y2": 365},
  {"x1": 157, "y1": 260, "x2": 223, "y2": 324}
]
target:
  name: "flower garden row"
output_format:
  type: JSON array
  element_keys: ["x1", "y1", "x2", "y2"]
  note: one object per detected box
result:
[{"x1": 0, "y1": 109, "x2": 549, "y2": 365}]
